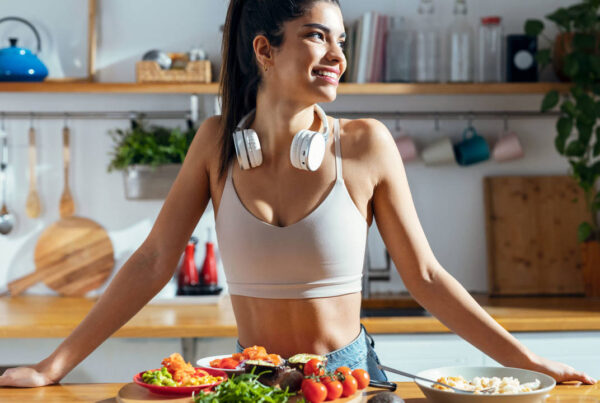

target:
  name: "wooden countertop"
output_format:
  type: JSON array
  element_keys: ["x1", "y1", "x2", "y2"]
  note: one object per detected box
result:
[
  {"x1": 0, "y1": 382, "x2": 597, "y2": 402},
  {"x1": 1, "y1": 295, "x2": 600, "y2": 339}
]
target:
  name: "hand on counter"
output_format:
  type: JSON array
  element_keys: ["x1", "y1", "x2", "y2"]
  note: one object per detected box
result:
[
  {"x1": 529, "y1": 354, "x2": 596, "y2": 385},
  {"x1": 0, "y1": 366, "x2": 53, "y2": 388}
]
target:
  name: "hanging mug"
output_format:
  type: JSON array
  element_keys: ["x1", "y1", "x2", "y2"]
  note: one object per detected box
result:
[
  {"x1": 493, "y1": 130, "x2": 524, "y2": 162},
  {"x1": 421, "y1": 137, "x2": 457, "y2": 166},
  {"x1": 453, "y1": 126, "x2": 490, "y2": 166}
]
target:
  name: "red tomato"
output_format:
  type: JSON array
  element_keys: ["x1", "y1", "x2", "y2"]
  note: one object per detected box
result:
[
  {"x1": 341, "y1": 374, "x2": 358, "y2": 397},
  {"x1": 304, "y1": 358, "x2": 325, "y2": 376},
  {"x1": 325, "y1": 379, "x2": 343, "y2": 400},
  {"x1": 209, "y1": 358, "x2": 222, "y2": 368},
  {"x1": 302, "y1": 378, "x2": 328, "y2": 403},
  {"x1": 334, "y1": 366, "x2": 352, "y2": 378},
  {"x1": 351, "y1": 368, "x2": 370, "y2": 389}
]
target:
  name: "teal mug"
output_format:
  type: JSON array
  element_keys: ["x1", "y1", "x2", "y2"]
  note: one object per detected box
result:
[{"x1": 453, "y1": 126, "x2": 490, "y2": 166}]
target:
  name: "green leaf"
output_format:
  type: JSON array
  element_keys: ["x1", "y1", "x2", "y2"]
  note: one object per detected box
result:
[
  {"x1": 565, "y1": 140, "x2": 586, "y2": 157},
  {"x1": 576, "y1": 119, "x2": 594, "y2": 146},
  {"x1": 560, "y1": 100, "x2": 577, "y2": 118},
  {"x1": 564, "y1": 53, "x2": 580, "y2": 78},
  {"x1": 573, "y1": 33, "x2": 597, "y2": 52},
  {"x1": 547, "y1": 8, "x2": 571, "y2": 31},
  {"x1": 578, "y1": 222, "x2": 594, "y2": 243},
  {"x1": 594, "y1": 127, "x2": 600, "y2": 157},
  {"x1": 541, "y1": 90, "x2": 560, "y2": 112},
  {"x1": 535, "y1": 49, "x2": 552, "y2": 66},
  {"x1": 555, "y1": 117, "x2": 573, "y2": 154},
  {"x1": 524, "y1": 19, "x2": 545, "y2": 36}
]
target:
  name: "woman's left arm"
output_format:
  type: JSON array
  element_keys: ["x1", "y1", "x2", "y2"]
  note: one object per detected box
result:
[{"x1": 364, "y1": 119, "x2": 595, "y2": 384}]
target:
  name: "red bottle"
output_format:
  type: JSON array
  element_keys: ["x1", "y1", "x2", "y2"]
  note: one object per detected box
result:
[
  {"x1": 178, "y1": 237, "x2": 199, "y2": 289},
  {"x1": 200, "y1": 232, "x2": 218, "y2": 286}
]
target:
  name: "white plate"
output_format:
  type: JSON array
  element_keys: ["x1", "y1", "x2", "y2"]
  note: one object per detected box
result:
[
  {"x1": 196, "y1": 354, "x2": 246, "y2": 374},
  {"x1": 413, "y1": 366, "x2": 556, "y2": 403}
]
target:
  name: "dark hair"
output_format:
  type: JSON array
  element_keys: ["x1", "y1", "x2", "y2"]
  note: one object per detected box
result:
[{"x1": 218, "y1": 0, "x2": 340, "y2": 178}]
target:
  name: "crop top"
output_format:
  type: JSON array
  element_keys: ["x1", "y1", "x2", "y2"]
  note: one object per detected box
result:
[{"x1": 215, "y1": 119, "x2": 367, "y2": 299}]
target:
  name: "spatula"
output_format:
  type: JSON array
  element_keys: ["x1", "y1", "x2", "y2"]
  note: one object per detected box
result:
[
  {"x1": 59, "y1": 124, "x2": 75, "y2": 218},
  {"x1": 25, "y1": 126, "x2": 42, "y2": 218}
]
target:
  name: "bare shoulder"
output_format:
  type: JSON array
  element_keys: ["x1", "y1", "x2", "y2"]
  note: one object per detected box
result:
[
  {"x1": 338, "y1": 117, "x2": 399, "y2": 182},
  {"x1": 338, "y1": 117, "x2": 396, "y2": 154}
]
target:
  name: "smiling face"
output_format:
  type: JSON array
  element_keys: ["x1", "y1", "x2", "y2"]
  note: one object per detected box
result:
[{"x1": 260, "y1": 1, "x2": 346, "y2": 104}]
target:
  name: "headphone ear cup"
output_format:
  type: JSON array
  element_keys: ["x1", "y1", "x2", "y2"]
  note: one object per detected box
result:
[
  {"x1": 304, "y1": 131, "x2": 326, "y2": 171},
  {"x1": 233, "y1": 129, "x2": 251, "y2": 170},
  {"x1": 290, "y1": 130, "x2": 306, "y2": 169},
  {"x1": 243, "y1": 129, "x2": 263, "y2": 168}
]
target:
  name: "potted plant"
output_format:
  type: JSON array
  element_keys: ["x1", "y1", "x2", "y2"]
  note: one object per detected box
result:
[
  {"x1": 108, "y1": 119, "x2": 195, "y2": 200},
  {"x1": 525, "y1": 0, "x2": 600, "y2": 296}
]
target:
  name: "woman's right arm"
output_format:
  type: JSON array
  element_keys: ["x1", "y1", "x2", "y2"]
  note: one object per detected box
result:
[{"x1": 0, "y1": 116, "x2": 222, "y2": 387}]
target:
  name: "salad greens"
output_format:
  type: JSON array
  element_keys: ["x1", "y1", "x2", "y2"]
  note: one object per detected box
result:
[{"x1": 194, "y1": 370, "x2": 301, "y2": 403}]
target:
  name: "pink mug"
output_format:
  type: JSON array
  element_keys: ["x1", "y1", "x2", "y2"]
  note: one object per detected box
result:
[
  {"x1": 395, "y1": 135, "x2": 418, "y2": 163},
  {"x1": 492, "y1": 131, "x2": 524, "y2": 162}
]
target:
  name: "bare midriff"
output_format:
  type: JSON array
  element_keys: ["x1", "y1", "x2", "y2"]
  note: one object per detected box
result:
[{"x1": 230, "y1": 292, "x2": 362, "y2": 358}]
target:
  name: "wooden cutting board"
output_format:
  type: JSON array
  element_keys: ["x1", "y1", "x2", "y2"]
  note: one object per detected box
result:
[
  {"x1": 484, "y1": 176, "x2": 589, "y2": 296},
  {"x1": 116, "y1": 383, "x2": 367, "y2": 402},
  {"x1": 33, "y1": 216, "x2": 114, "y2": 296}
]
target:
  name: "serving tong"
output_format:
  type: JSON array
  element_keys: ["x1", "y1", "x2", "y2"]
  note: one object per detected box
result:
[{"x1": 378, "y1": 364, "x2": 496, "y2": 395}]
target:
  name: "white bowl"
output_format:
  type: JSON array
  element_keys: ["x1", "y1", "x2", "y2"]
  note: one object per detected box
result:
[{"x1": 414, "y1": 366, "x2": 556, "y2": 403}]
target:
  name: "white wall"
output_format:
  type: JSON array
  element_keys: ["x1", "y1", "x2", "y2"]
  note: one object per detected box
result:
[{"x1": 0, "y1": 0, "x2": 578, "y2": 296}]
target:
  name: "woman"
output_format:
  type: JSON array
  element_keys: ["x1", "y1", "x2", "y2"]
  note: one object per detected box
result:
[{"x1": 0, "y1": 0, "x2": 595, "y2": 387}]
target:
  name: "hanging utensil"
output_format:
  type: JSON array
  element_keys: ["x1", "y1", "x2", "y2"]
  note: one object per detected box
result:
[
  {"x1": 59, "y1": 119, "x2": 75, "y2": 218},
  {"x1": 25, "y1": 120, "x2": 41, "y2": 218},
  {"x1": 0, "y1": 121, "x2": 14, "y2": 235}
]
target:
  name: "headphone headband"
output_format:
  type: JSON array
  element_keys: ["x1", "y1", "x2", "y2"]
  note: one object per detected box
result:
[{"x1": 236, "y1": 105, "x2": 329, "y2": 140}]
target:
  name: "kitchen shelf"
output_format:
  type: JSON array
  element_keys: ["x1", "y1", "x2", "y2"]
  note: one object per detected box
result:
[{"x1": 0, "y1": 81, "x2": 571, "y2": 95}]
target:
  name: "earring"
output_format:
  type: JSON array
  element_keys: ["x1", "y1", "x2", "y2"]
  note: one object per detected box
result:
[{"x1": 263, "y1": 63, "x2": 269, "y2": 72}]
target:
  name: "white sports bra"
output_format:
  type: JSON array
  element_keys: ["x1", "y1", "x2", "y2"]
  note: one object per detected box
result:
[{"x1": 215, "y1": 119, "x2": 367, "y2": 299}]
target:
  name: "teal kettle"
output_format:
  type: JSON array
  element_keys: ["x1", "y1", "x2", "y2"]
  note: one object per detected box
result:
[{"x1": 0, "y1": 17, "x2": 48, "y2": 82}]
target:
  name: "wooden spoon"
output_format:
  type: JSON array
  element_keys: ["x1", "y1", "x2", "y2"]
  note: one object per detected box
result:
[
  {"x1": 59, "y1": 124, "x2": 75, "y2": 218},
  {"x1": 25, "y1": 126, "x2": 42, "y2": 218}
]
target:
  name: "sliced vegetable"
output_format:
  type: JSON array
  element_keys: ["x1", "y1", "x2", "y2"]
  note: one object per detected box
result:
[{"x1": 194, "y1": 370, "x2": 296, "y2": 402}]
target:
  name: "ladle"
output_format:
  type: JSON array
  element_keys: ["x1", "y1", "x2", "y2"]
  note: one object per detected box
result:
[{"x1": 0, "y1": 125, "x2": 15, "y2": 235}]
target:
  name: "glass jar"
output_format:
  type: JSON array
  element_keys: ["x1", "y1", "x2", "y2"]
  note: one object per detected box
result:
[
  {"x1": 385, "y1": 16, "x2": 413, "y2": 82},
  {"x1": 415, "y1": 0, "x2": 439, "y2": 82},
  {"x1": 447, "y1": 0, "x2": 473, "y2": 82},
  {"x1": 477, "y1": 16, "x2": 503, "y2": 82}
]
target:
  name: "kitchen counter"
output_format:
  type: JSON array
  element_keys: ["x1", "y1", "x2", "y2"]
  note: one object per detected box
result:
[
  {"x1": 1, "y1": 294, "x2": 600, "y2": 338},
  {"x1": 0, "y1": 382, "x2": 597, "y2": 402}
]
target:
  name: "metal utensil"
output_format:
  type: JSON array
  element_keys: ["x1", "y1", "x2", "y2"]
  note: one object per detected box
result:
[
  {"x1": 25, "y1": 125, "x2": 41, "y2": 218},
  {"x1": 59, "y1": 122, "x2": 75, "y2": 218},
  {"x1": 377, "y1": 364, "x2": 496, "y2": 394},
  {"x1": 369, "y1": 379, "x2": 398, "y2": 391},
  {"x1": 0, "y1": 126, "x2": 14, "y2": 235}
]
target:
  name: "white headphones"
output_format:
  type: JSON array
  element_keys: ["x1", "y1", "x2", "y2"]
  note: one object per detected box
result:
[{"x1": 233, "y1": 104, "x2": 330, "y2": 172}]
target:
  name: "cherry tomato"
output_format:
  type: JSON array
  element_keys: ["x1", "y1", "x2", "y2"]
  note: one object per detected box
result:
[
  {"x1": 351, "y1": 368, "x2": 370, "y2": 389},
  {"x1": 302, "y1": 378, "x2": 328, "y2": 403},
  {"x1": 304, "y1": 358, "x2": 325, "y2": 377},
  {"x1": 334, "y1": 366, "x2": 352, "y2": 378},
  {"x1": 341, "y1": 374, "x2": 358, "y2": 397},
  {"x1": 324, "y1": 379, "x2": 343, "y2": 400}
]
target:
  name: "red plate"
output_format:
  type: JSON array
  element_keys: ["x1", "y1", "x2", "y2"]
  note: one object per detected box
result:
[{"x1": 133, "y1": 367, "x2": 227, "y2": 396}]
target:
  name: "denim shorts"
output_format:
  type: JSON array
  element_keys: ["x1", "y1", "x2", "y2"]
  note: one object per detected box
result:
[{"x1": 235, "y1": 324, "x2": 388, "y2": 381}]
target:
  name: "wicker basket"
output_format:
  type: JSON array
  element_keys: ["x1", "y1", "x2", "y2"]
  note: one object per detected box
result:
[{"x1": 135, "y1": 60, "x2": 212, "y2": 83}]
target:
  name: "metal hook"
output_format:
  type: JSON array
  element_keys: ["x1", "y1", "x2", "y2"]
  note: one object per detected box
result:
[
  {"x1": 63, "y1": 112, "x2": 69, "y2": 128},
  {"x1": 503, "y1": 114, "x2": 509, "y2": 131},
  {"x1": 0, "y1": 112, "x2": 5, "y2": 131},
  {"x1": 29, "y1": 112, "x2": 34, "y2": 128},
  {"x1": 434, "y1": 113, "x2": 440, "y2": 132},
  {"x1": 394, "y1": 119, "x2": 401, "y2": 133},
  {"x1": 467, "y1": 113, "x2": 475, "y2": 129}
]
